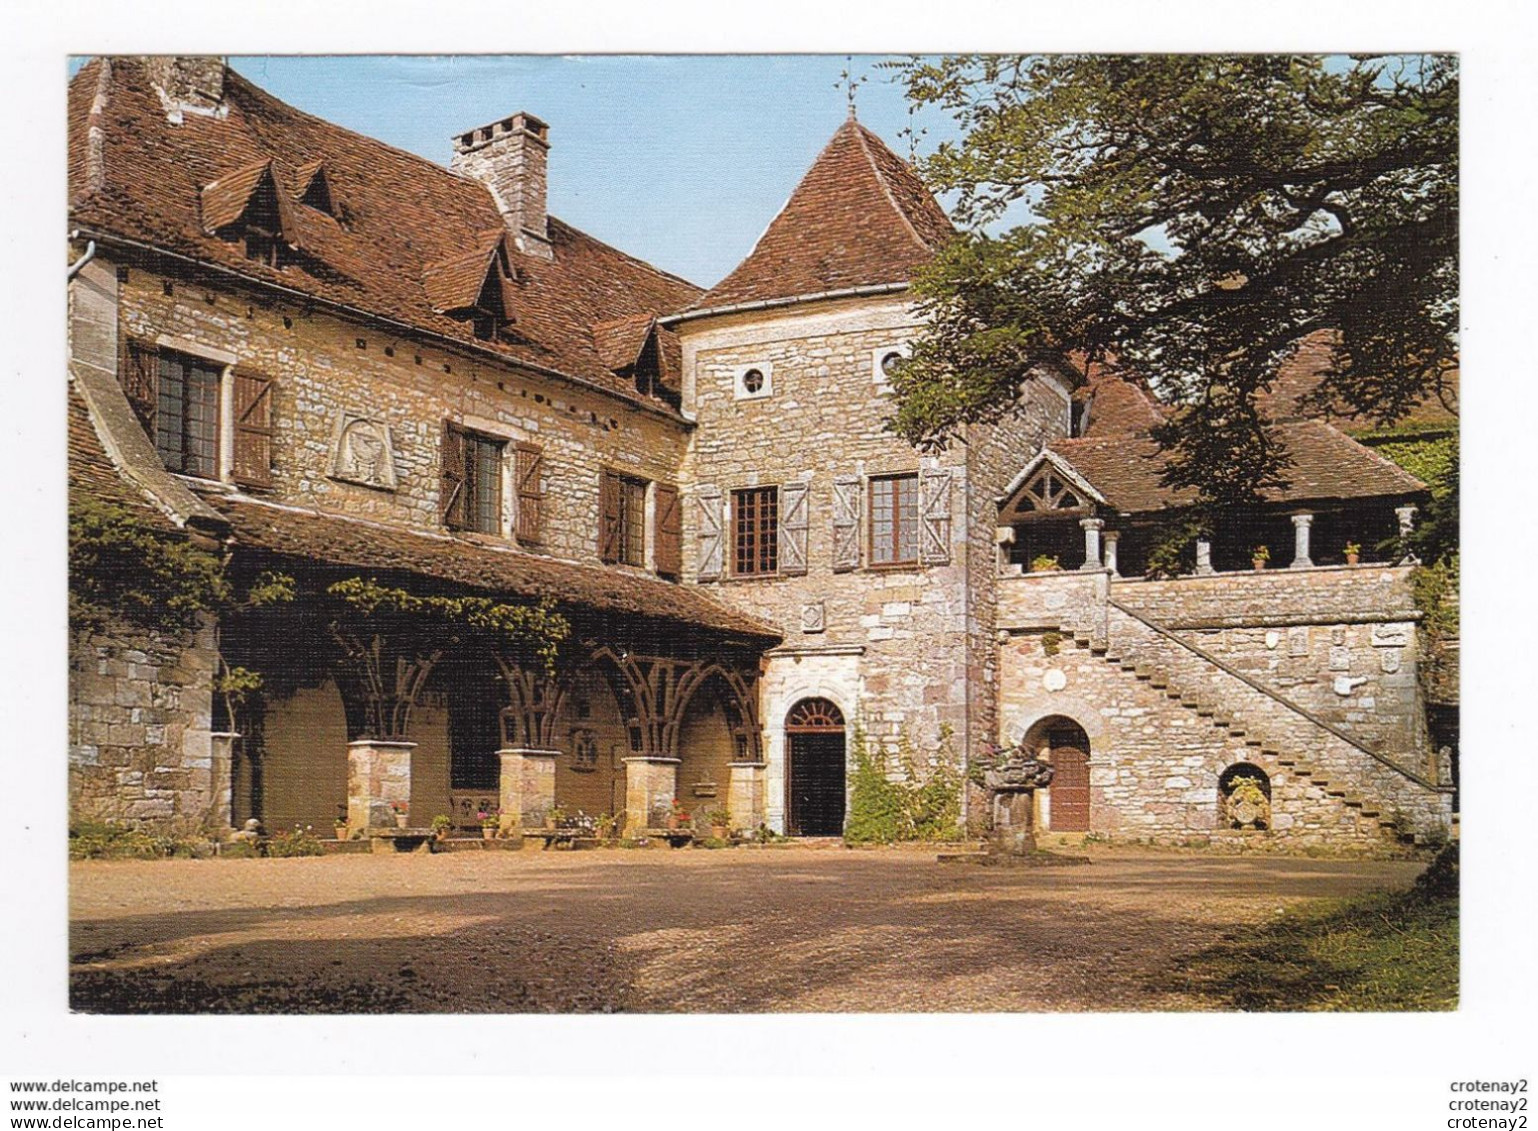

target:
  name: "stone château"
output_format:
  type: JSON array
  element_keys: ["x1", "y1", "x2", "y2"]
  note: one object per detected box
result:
[{"x1": 67, "y1": 57, "x2": 1457, "y2": 849}]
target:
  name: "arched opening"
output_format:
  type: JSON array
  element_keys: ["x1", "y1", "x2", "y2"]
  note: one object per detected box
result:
[
  {"x1": 785, "y1": 697, "x2": 847, "y2": 837},
  {"x1": 676, "y1": 672, "x2": 740, "y2": 815},
  {"x1": 1218, "y1": 762, "x2": 1272, "y2": 830},
  {"x1": 1023, "y1": 716, "x2": 1091, "y2": 832}
]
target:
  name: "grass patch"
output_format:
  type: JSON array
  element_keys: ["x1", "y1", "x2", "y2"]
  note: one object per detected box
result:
[{"x1": 1159, "y1": 882, "x2": 1458, "y2": 1011}]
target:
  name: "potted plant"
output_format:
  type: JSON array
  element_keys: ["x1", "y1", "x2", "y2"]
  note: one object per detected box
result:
[
  {"x1": 1251, "y1": 545, "x2": 1270, "y2": 571},
  {"x1": 545, "y1": 805, "x2": 566, "y2": 831},
  {"x1": 595, "y1": 812, "x2": 618, "y2": 842},
  {"x1": 705, "y1": 808, "x2": 732, "y2": 840},
  {"x1": 478, "y1": 809, "x2": 499, "y2": 840},
  {"x1": 1343, "y1": 541, "x2": 1361, "y2": 566},
  {"x1": 431, "y1": 814, "x2": 453, "y2": 842},
  {"x1": 390, "y1": 800, "x2": 409, "y2": 829},
  {"x1": 333, "y1": 814, "x2": 349, "y2": 841},
  {"x1": 1029, "y1": 553, "x2": 1061, "y2": 573},
  {"x1": 666, "y1": 798, "x2": 691, "y2": 832}
]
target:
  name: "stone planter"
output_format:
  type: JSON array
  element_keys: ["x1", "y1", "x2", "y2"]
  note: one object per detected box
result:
[
  {"x1": 710, "y1": 825, "x2": 729, "y2": 840},
  {"x1": 394, "y1": 812, "x2": 409, "y2": 829},
  {"x1": 482, "y1": 826, "x2": 496, "y2": 840},
  {"x1": 334, "y1": 825, "x2": 349, "y2": 841}
]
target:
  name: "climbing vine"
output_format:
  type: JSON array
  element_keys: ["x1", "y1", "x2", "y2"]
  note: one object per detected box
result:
[{"x1": 844, "y1": 727, "x2": 963, "y2": 845}]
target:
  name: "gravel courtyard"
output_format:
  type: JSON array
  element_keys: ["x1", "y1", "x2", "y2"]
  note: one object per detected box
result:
[{"x1": 69, "y1": 845, "x2": 1424, "y2": 1013}]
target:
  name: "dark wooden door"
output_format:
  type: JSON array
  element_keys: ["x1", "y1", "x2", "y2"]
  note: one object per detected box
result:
[
  {"x1": 1048, "y1": 729, "x2": 1090, "y2": 831},
  {"x1": 788, "y1": 732, "x2": 846, "y2": 836}
]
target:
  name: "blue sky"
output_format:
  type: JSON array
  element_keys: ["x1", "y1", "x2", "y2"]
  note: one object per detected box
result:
[{"x1": 71, "y1": 55, "x2": 968, "y2": 286}]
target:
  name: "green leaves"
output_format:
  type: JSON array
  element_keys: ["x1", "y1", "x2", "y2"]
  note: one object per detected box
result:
[{"x1": 890, "y1": 54, "x2": 1458, "y2": 510}]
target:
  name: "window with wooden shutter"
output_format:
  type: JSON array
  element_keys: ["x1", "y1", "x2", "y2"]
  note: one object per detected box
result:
[
  {"x1": 153, "y1": 349, "x2": 221, "y2": 479},
  {"x1": 919, "y1": 468, "x2": 953, "y2": 565},
  {"x1": 655, "y1": 483, "x2": 681, "y2": 577},
  {"x1": 515, "y1": 443, "x2": 544, "y2": 544},
  {"x1": 121, "y1": 340, "x2": 158, "y2": 439},
  {"x1": 598, "y1": 470, "x2": 622, "y2": 564},
  {"x1": 831, "y1": 475, "x2": 862, "y2": 572},
  {"x1": 778, "y1": 480, "x2": 809, "y2": 576},
  {"x1": 696, "y1": 485, "x2": 723, "y2": 581},
  {"x1": 231, "y1": 371, "x2": 274, "y2": 489},
  {"x1": 440, "y1": 420, "x2": 467, "y2": 528},
  {"x1": 870, "y1": 474, "x2": 919, "y2": 566},
  {"x1": 733, "y1": 486, "x2": 779, "y2": 576}
]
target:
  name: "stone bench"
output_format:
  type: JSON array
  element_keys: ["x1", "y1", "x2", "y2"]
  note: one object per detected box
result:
[
  {"x1": 366, "y1": 827, "x2": 436, "y2": 853},
  {"x1": 521, "y1": 829, "x2": 598, "y2": 850}
]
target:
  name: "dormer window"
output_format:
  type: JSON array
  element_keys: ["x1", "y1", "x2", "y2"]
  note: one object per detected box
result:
[
  {"x1": 296, "y1": 161, "x2": 336, "y2": 216},
  {"x1": 200, "y1": 158, "x2": 301, "y2": 270},
  {"x1": 422, "y1": 230, "x2": 518, "y2": 344}
]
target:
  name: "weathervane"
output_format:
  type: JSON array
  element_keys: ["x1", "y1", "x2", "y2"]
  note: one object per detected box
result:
[{"x1": 838, "y1": 56, "x2": 865, "y2": 120}]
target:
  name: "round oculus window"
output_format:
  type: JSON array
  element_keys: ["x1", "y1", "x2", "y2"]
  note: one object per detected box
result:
[
  {"x1": 741, "y1": 367, "x2": 766, "y2": 394},
  {"x1": 880, "y1": 351, "x2": 905, "y2": 376}
]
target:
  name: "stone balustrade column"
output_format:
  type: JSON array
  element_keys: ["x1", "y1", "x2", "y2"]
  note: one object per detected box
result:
[
  {"x1": 498, "y1": 747, "x2": 559, "y2": 831},
  {"x1": 623, "y1": 756, "x2": 680, "y2": 835},
  {"x1": 1396, "y1": 504, "x2": 1419, "y2": 563},
  {"x1": 1195, "y1": 537, "x2": 1215, "y2": 575},
  {"x1": 1290, "y1": 512, "x2": 1314, "y2": 569},
  {"x1": 347, "y1": 739, "x2": 417, "y2": 830},
  {"x1": 1102, "y1": 530, "x2": 1120, "y2": 577},
  {"x1": 1078, "y1": 517, "x2": 1105, "y2": 571},
  {"x1": 727, "y1": 761, "x2": 768, "y2": 834}
]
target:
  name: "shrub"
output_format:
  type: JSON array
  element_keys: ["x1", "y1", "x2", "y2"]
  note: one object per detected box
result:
[
  {"x1": 266, "y1": 826, "x2": 326, "y2": 857},
  {"x1": 845, "y1": 727, "x2": 963, "y2": 845}
]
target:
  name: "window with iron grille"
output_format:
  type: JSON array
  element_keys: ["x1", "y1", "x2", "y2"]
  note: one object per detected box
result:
[
  {"x1": 463, "y1": 432, "x2": 505, "y2": 535},
  {"x1": 154, "y1": 349, "x2": 223, "y2": 479},
  {"x1": 869, "y1": 473, "x2": 919, "y2": 566},
  {"x1": 733, "y1": 486, "x2": 779, "y2": 576}
]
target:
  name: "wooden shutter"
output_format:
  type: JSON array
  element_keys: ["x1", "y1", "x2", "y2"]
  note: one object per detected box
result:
[
  {"x1": 919, "y1": 468, "x2": 953, "y2": 565},
  {"x1": 598, "y1": 470, "x2": 621, "y2": 564},
  {"x1": 231, "y1": 372, "x2": 274, "y2": 489},
  {"x1": 515, "y1": 443, "x2": 544, "y2": 543},
  {"x1": 779, "y1": 479, "x2": 809, "y2": 576},
  {"x1": 440, "y1": 420, "x2": 466, "y2": 528},
  {"x1": 831, "y1": 475, "x2": 862, "y2": 572},
  {"x1": 655, "y1": 482, "x2": 681, "y2": 577},
  {"x1": 121, "y1": 340, "x2": 158, "y2": 439},
  {"x1": 695, "y1": 485, "x2": 723, "y2": 581}
]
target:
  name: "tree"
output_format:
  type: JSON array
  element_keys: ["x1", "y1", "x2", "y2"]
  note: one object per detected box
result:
[{"x1": 887, "y1": 54, "x2": 1458, "y2": 509}]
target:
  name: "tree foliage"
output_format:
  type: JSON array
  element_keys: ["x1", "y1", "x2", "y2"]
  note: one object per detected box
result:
[{"x1": 887, "y1": 54, "x2": 1457, "y2": 509}]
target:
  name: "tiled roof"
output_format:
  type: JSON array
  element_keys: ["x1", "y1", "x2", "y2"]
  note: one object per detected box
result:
[
  {"x1": 209, "y1": 495, "x2": 782, "y2": 643},
  {"x1": 67, "y1": 385, "x2": 177, "y2": 531},
  {"x1": 692, "y1": 117, "x2": 954, "y2": 310},
  {"x1": 591, "y1": 313, "x2": 655, "y2": 371},
  {"x1": 1259, "y1": 330, "x2": 1460, "y2": 432},
  {"x1": 67, "y1": 58, "x2": 702, "y2": 413},
  {"x1": 1075, "y1": 357, "x2": 1168, "y2": 438},
  {"x1": 1048, "y1": 419, "x2": 1426, "y2": 515}
]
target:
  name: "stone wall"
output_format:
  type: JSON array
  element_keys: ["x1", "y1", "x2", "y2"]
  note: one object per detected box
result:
[
  {"x1": 116, "y1": 264, "x2": 689, "y2": 569},
  {"x1": 68, "y1": 617, "x2": 219, "y2": 827},
  {"x1": 1113, "y1": 566, "x2": 1426, "y2": 758}
]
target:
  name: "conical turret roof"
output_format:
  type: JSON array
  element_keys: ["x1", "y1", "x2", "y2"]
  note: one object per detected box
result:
[{"x1": 691, "y1": 116, "x2": 954, "y2": 310}]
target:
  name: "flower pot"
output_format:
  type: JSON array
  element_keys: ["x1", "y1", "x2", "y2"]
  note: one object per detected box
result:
[
  {"x1": 1345, "y1": 552, "x2": 1360, "y2": 565},
  {"x1": 394, "y1": 813, "x2": 408, "y2": 829},
  {"x1": 666, "y1": 815, "x2": 681, "y2": 831},
  {"x1": 1252, "y1": 559, "x2": 1266, "y2": 571},
  {"x1": 334, "y1": 825, "x2": 348, "y2": 841},
  {"x1": 482, "y1": 826, "x2": 496, "y2": 840},
  {"x1": 710, "y1": 825, "x2": 729, "y2": 840}
]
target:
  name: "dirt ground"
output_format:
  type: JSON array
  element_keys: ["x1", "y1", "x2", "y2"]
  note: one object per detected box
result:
[{"x1": 69, "y1": 844, "x2": 1424, "y2": 1013}]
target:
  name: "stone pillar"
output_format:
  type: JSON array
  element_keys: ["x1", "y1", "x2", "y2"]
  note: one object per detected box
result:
[
  {"x1": 208, "y1": 731, "x2": 239, "y2": 832},
  {"x1": 1195, "y1": 537, "x2": 1215, "y2": 575},
  {"x1": 1103, "y1": 530, "x2": 1120, "y2": 577},
  {"x1": 498, "y1": 747, "x2": 558, "y2": 831},
  {"x1": 1290, "y1": 512, "x2": 1314, "y2": 569},
  {"x1": 727, "y1": 762, "x2": 768, "y2": 834},
  {"x1": 623, "y1": 756, "x2": 680, "y2": 834},
  {"x1": 1078, "y1": 517, "x2": 1104, "y2": 570},
  {"x1": 347, "y1": 739, "x2": 417, "y2": 830},
  {"x1": 1396, "y1": 505, "x2": 1419, "y2": 563}
]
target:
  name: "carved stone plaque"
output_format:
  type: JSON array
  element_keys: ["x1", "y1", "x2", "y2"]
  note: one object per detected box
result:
[
  {"x1": 1371, "y1": 623, "x2": 1411, "y2": 647},
  {"x1": 1287, "y1": 626, "x2": 1310, "y2": 657},
  {"x1": 1380, "y1": 648, "x2": 1402, "y2": 674},
  {"x1": 1329, "y1": 645, "x2": 1351, "y2": 671},
  {"x1": 800, "y1": 601, "x2": 826, "y2": 634},
  {"x1": 1042, "y1": 669, "x2": 1067, "y2": 692},
  {"x1": 330, "y1": 413, "x2": 399, "y2": 490}
]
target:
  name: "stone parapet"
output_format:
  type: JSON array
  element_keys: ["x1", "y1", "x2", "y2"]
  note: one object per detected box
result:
[
  {"x1": 346, "y1": 739, "x2": 416, "y2": 830},
  {"x1": 498, "y1": 747, "x2": 559, "y2": 830},
  {"x1": 623, "y1": 756, "x2": 680, "y2": 834}
]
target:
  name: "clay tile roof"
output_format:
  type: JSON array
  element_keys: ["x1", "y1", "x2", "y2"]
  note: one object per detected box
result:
[
  {"x1": 591, "y1": 313, "x2": 655, "y2": 371},
  {"x1": 1259, "y1": 329, "x2": 1460, "y2": 431},
  {"x1": 692, "y1": 117, "x2": 954, "y2": 310},
  {"x1": 67, "y1": 385, "x2": 178, "y2": 532},
  {"x1": 422, "y1": 231, "x2": 509, "y2": 314},
  {"x1": 209, "y1": 496, "x2": 782, "y2": 643},
  {"x1": 68, "y1": 58, "x2": 702, "y2": 414},
  {"x1": 1074, "y1": 356, "x2": 1168, "y2": 438},
  {"x1": 1048, "y1": 419, "x2": 1426, "y2": 515},
  {"x1": 199, "y1": 157, "x2": 281, "y2": 232}
]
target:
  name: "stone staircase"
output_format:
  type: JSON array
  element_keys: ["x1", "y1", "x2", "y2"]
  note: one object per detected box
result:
[{"x1": 1061, "y1": 600, "x2": 1452, "y2": 845}]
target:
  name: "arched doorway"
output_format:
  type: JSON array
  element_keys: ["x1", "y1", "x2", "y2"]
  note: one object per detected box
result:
[
  {"x1": 1025, "y1": 716, "x2": 1092, "y2": 832},
  {"x1": 785, "y1": 697, "x2": 846, "y2": 836}
]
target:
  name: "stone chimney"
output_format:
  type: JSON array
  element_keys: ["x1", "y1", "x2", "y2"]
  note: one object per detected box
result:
[
  {"x1": 141, "y1": 56, "x2": 227, "y2": 122},
  {"x1": 450, "y1": 112, "x2": 553, "y2": 260}
]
